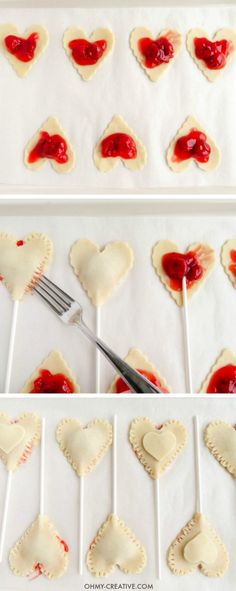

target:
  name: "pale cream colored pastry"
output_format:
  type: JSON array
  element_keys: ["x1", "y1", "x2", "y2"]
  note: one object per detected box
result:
[
  {"x1": 200, "y1": 348, "x2": 236, "y2": 393},
  {"x1": 70, "y1": 239, "x2": 134, "y2": 306},
  {"x1": 205, "y1": 421, "x2": 236, "y2": 478},
  {"x1": 24, "y1": 117, "x2": 75, "y2": 173},
  {"x1": 56, "y1": 418, "x2": 112, "y2": 477},
  {"x1": 0, "y1": 24, "x2": 49, "y2": 77},
  {"x1": 152, "y1": 240, "x2": 215, "y2": 306},
  {"x1": 9, "y1": 514, "x2": 69, "y2": 579},
  {"x1": 108, "y1": 347, "x2": 171, "y2": 393},
  {"x1": 63, "y1": 27, "x2": 115, "y2": 81},
  {"x1": 21, "y1": 350, "x2": 80, "y2": 393},
  {"x1": 130, "y1": 27, "x2": 182, "y2": 82},
  {"x1": 167, "y1": 116, "x2": 221, "y2": 172},
  {"x1": 94, "y1": 115, "x2": 147, "y2": 172},
  {"x1": 0, "y1": 413, "x2": 41, "y2": 472},
  {"x1": 87, "y1": 513, "x2": 146, "y2": 576},
  {"x1": 129, "y1": 417, "x2": 187, "y2": 479},
  {"x1": 221, "y1": 239, "x2": 236, "y2": 289},
  {"x1": 0, "y1": 232, "x2": 53, "y2": 301},
  {"x1": 187, "y1": 28, "x2": 236, "y2": 82},
  {"x1": 168, "y1": 512, "x2": 229, "y2": 577}
]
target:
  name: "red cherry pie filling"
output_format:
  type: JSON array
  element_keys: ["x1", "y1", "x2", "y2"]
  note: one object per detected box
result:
[
  {"x1": 138, "y1": 36, "x2": 174, "y2": 68},
  {"x1": 194, "y1": 37, "x2": 231, "y2": 70},
  {"x1": 207, "y1": 364, "x2": 236, "y2": 393},
  {"x1": 30, "y1": 369, "x2": 75, "y2": 393},
  {"x1": 68, "y1": 38, "x2": 107, "y2": 65},
  {"x1": 162, "y1": 251, "x2": 203, "y2": 291},
  {"x1": 28, "y1": 131, "x2": 68, "y2": 165},
  {"x1": 174, "y1": 130, "x2": 211, "y2": 163},
  {"x1": 229, "y1": 249, "x2": 236, "y2": 277},
  {"x1": 101, "y1": 133, "x2": 137, "y2": 159},
  {"x1": 115, "y1": 369, "x2": 169, "y2": 393},
  {"x1": 4, "y1": 32, "x2": 38, "y2": 62}
]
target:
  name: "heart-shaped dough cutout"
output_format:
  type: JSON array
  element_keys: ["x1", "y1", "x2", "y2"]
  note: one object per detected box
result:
[
  {"x1": 0, "y1": 24, "x2": 49, "y2": 77},
  {"x1": 187, "y1": 28, "x2": 236, "y2": 82},
  {"x1": 87, "y1": 513, "x2": 146, "y2": 576},
  {"x1": 129, "y1": 417, "x2": 187, "y2": 479},
  {"x1": 168, "y1": 512, "x2": 229, "y2": 577},
  {"x1": 0, "y1": 413, "x2": 41, "y2": 472},
  {"x1": 143, "y1": 430, "x2": 176, "y2": 461},
  {"x1": 9, "y1": 514, "x2": 69, "y2": 579},
  {"x1": 130, "y1": 27, "x2": 182, "y2": 82},
  {"x1": 70, "y1": 239, "x2": 134, "y2": 306},
  {"x1": 108, "y1": 347, "x2": 171, "y2": 393},
  {"x1": 21, "y1": 350, "x2": 80, "y2": 393},
  {"x1": 56, "y1": 418, "x2": 112, "y2": 476},
  {"x1": 24, "y1": 116, "x2": 75, "y2": 174},
  {"x1": 94, "y1": 115, "x2": 147, "y2": 172},
  {"x1": 63, "y1": 27, "x2": 115, "y2": 81},
  {"x1": 152, "y1": 240, "x2": 215, "y2": 306},
  {"x1": 205, "y1": 420, "x2": 236, "y2": 477},
  {"x1": 167, "y1": 115, "x2": 220, "y2": 172},
  {"x1": 0, "y1": 232, "x2": 53, "y2": 301},
  {"x1": 221, "y1": 239, "x2": 236, "y2": 289},
  {"x1": 200, "y1": 348, "x2": 236, "y2": 393}
]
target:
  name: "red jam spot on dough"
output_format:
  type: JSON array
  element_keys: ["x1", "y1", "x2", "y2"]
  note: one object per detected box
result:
[
  {"x1": 16, "y1": 240, "x2": 24, "y2": 247},
  {"x1": 229, "y1": 249, "x2": 236, "y2": 277},
  {"x1": 28, "y1": 131, "x2": 68, "y2": 165},
  {"x1": 29, "y1": 563, "x2": 45, "y2": 580},
  {"x1": 194, "y1": 37, "x2": 231, "y2": 70},
  {"x1": 162, "y1": 251, "x2": 203, "y2": 291},
  {"x1": 174, "y1": 129, "x2": 211, "y2": 164},
  {"x1": 4, "y1": 32, "x2": 38, "y2": 63},
  {"x1": 30, "y1": 369, "x2": 75, "y2": 394},
  {"x1": 57, "y1": 536, "x2": 69, "y2": 552},
  {"x1": 207, "y1": 364, "x2": 236, "y2": 393},
  {"x1": 138, "y1": 36, "x2": 174, "y2": 68},
  {"x1": 115, "y1": 369, "x2": 169, "y2": 393},
  {"x1": 68, "y1": 38, "x2": 107, "y2": 65},
  {"x1": 101, "y1": 133, "x2": 137, "y2": 159}
]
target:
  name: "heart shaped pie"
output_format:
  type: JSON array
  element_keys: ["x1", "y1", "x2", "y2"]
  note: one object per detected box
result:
[
  {"x1": 0, "y1": 232, "x2": 53, "y2": 300},
  {"x1": 9, "y1": 514, "x2": 69, "y2": 579},
  {"x1": 87, "y1": 513, "x2": 146, "y2": 576},
  {"x1": 187, "y1": 28, "x2": 236, "y2": 82},
  {"x1": 56, "y1": 418, "x2": 112, "y2": 476},
  {"x1": 221, "y1": 239, "x2": 236, "y2": 289},
  {"x1": 108, "y1": 347, "x2": 171, "y2": 393},
  {"x1": 129, "y1": 417, "x2": 187, "y2": 479},
  {"x1": 168, "y1": 512, "x2": 229, "y2": 577},
  {"x1": 130, "y1": 27, "x2": 182, "y2": 82},
  {"x1": 167, "y1": 116, "x2": 220, "y2": 172},
  {"x1": 63, "y1": 27, "x2": 115, "y2": 81},
  {"x1": 152, "y1": 240, "x2": 215, "y2": 306},
  {"x1": 24, "y1": 116, "x2": 75, "y2": 173},
  {"x1": 0, "y1": 413, "x2": 41, "y2": 471},
  {"x1": 205, "y1": 421, "x2": 236, "y2": 477},
  {"x1": 70, "y1": 239, "x2": 134, "y2": 306},
  {"x1": 21, "y1": 350, "x2": 80, "y2": 393},
  {"x1": 94, "y1": 115, "x2": 147, "y2": 172},
  {"x1": 0, "y1": 24, "x2": 49, "y2": 77},
  {"x1": 200, "y1": 348, "x2": 236, "y2": 393}
]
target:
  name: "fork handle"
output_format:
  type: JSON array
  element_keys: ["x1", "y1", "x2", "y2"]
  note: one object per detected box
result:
[{"x1": 76, "y1": 319, "x2": 162, "y2": 394}]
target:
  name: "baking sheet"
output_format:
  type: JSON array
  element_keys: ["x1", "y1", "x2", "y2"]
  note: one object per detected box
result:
[{"x1": 1, "y1": 4, "x2": 236, "y2": 191}]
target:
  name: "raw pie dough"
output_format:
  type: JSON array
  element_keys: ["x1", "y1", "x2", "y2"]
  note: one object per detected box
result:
[
  {"x1": 152, "y1": 240, "x2": 215, "y2": 306},
  {"x1": 200, "y1": 348, "x2": 236, "y2": 393},
  {"x1": 24, "y1": 116, "x2": 75, "y2": 173},
  {"x1": 70, "y1": 239, "x2": 134, "y2": 306},
  {"x1": 129, "y1": 417, "x2": 187, "y2": 479},
  {"x1": 9, "y1": 514, "x2": 69, "y2": 579},
  {"x1": 87, "y1": 513, "x2": 146, "y2": 576},
  {"x1": 0, "y1": 413, "x2": 41, "y2": 472},
  {"x1": 205, "y1": 421, "x2": 236, "y2": 478},
  {"x1": 63, "y1": 27, "x2": 115, "y2": 81},
  {"x1": 108, "y1": 347, "x2": 171, "y2": 393},
  {"x1": 167, "y1": 116, "x2": 221, "y2": 172},
  {"x1": 0, "y1": 232, "x2": 53, "y2": 300},
  {"x1": 21, "y1": 350, "x2": 80, "y2": 393},
  {"x1": 221, "y1": 239, "x2": 236, "y2": 289},
  {"x1": 187, "y1": 28, "x2": 236, "y2": 82},
  {"x1": 0, "y1": 24, "x2": 49, "y2": 77},
  {"x1": 168, "y1": 512, "x2": 229, "y2": 577},
  {"x1": 94, "y1": 115, "x2": 147, "y2": 172},
  {"x1": 130, "y1": 27, "x2": 182, "y2": 82},
  {"x1": 56, "y1": 418, "x2": 112, "y2": 476}
]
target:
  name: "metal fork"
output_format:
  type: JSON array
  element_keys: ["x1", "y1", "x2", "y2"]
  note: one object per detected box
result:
[{"x1": 34, "y1": 275, "x2": 162, "y2": 394}]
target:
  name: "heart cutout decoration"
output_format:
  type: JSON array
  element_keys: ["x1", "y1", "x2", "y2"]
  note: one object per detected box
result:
[
  {"x1": 168, "y1": 512, "x2": 229, "y2": 577},
  {"x1": 0, "y1": 24, "x2": 49, "y2": 77},
  {"x1": 56, "y1": 418, "x2": 113, "y2": 476},
  {"x1": 204, "y1": 420, "x2": 236, "y2": 478},
  {"x1": 221, "y1": 239, "x2": 236, "y2": 290},
  {"x1": 108, "y1": 347, "x2": 171, "y2": 393},
  {"x1": 130, "y1": 27, "x2": 182, "y2": 82},
  {"x1": 24, "y1": 116, "x2": 75, "y2": 174},
  {"x1": 0, "y1": 232, "x2": 53, "y2": 301},
  {"x1": 63, "y1": 27, "x2": 115, "y2": 81},
  {"x1": 167, "y1": 115, "x2": 221, "y2": 172},
  {"x1": 9, "y1": 514, "x2": 69, "y2": 579},
  {"x1": 94, "y1": 115, "x2": 147, "y2": 172},
  {"x1": 70, "y1": 239, "x2": 134, "y2": 306},
  {"x1": 187, "y1": 28, "x2": 236, "y2": 82},
  {"x1": 152, "y1": 240, "x2": 215, "y2": 306},
  {"x1": 129, "y1": 417, "x2": 187, "y2": 479},
  {"x1": 0, "y1": 413, "x2": 41, "y2": 472},
  {"x1": 21, "y1": 350, "x2": 80, "y2": 393},
  {"x1": 87, "y1": 513, "x2": 146, "y2": 576},
  {"x1": 200, "y1": 348, "x2": 236, "y2": 393}
]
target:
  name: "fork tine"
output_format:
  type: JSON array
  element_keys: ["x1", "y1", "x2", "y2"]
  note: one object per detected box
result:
[
  {"x1": 39, "y1": 275, "x2": 74, "y2": 304},
  {"x1": 34, "y1": 284, "x2": 66, "y2": 315}
]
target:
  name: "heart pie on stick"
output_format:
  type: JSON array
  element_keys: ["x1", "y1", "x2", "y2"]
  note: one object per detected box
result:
[
  {"x1": 167, "y1": 116, "x2": 220, "y2": 172},
  {"x1": 21, "y1": 350, "x2": 80, "y2": 393},
  {"x1": 221, "y1": 239, "x2": 236, "y2": 289},
  {"x1": 0, "y1": 413, "x2": 41, "y2": 471},
  {"x1": 94, "y1": 115, "x2": 147, "y2": 172},
  {"x1": 200, "y1": 348, "x2": 236, "y2": 393},
  {"x1": 0, "y1": 24, "x2": 48, "y2": 77},
  {"x1": 25, "y1": 117, "x2": 75, "y2": 173},
  {"x1": 108, "y1": 347, "x2": 171, "y2": 393},
  {"x1": 187, "y1": 28, "x2": 236, "y2": 82},
  {"x1": 130, "y1": 27, "x2": 182, "y2": 81},
  {"x1": 205, "y1": 421, "x2": 236, "y2": 478},
  {"x1": 63, "y1": 27, "x2": 115, "y2": 80}
]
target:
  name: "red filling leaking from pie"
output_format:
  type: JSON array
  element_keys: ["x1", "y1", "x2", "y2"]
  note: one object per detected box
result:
[
  {"x1": 101, "y1": 133, "x2": 137, "y2": 159},
  {"x1": 194, "y1": 37, "x2": 231, "y2": 70},
  {"x1": 115, "y1": 369, "x2": 169, "y2": 393},
  {"x1": 174, "y1": 130, "x2": 211, "y2": 163},
  {"x1": 4, "y1": 32, "x2": 39, "y2": 62},
  {"x1": 138, "y1": 36, "x2": 174, "y2": 68},
  {"x1": 162, "y1": 251, "x2": 203, "y2": 291},
  {"x1": 56, "y1": 536, "x2": 69, "y2": 552},
  {"x1": 28, "y1": 131, "x2": 68, "y2": 164},
  {"x1": 68, "y1": 38, "x2": 107, "y2": 65},
  {"x1": 207, "y1": 364, "x2": 236, "y2": 393},
  {"x1": 30, "y1": 369, "x2": 74, "y2": 393},
  {"x1": 229, "y1": 249, "x2": 236, "y2": 276}
]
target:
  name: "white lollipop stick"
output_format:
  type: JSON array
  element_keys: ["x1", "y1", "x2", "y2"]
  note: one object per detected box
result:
[
  {"x1": 95, "y1": 307, "x2": 101, "y2": 394},
  {"x1": 0, "y1": 470, "x2": 13, "y2": 562},
  {"x1": 39, "y1": 418, "x2": 45, "y2": 516},
  {"x1": 182, "y1": 277, "x2": 193, "y2": 394},
  {"x1": 112, "y1": 415, "x2": 117, "y2": 515},
  {"x1": 154, "y1": 478, "x2": 161, "y2": 580},
  {"x1": 79, "y1": 476, "x2": 84, "y2": 576},
  {"x1": 4, "y1": 300, "x2": 19, "y2": 393},
  {"x1": 193, "y1": 416, "x2": 202, "y2": 514}
]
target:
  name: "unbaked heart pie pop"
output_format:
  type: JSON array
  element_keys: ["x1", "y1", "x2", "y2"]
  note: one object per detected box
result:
[
  {"x1": 21, "y1": 350, "x2": 80, "y2": 394},
  {"x1": 221, "y1": 239, "x2": 236, "y2": 289},
  {"x1": 205, "y1": 420, "x2": 236, "y2": 479},
  {"x1": 0, "y1": 24, "x2": 49, "y2": 76},
  {"x1": 167, "y1": 116, "x2": 221, "y2": 172},
  {"x1": 63, "y1": 27, "x2": 115, "y2": 80},
  {"x1": 187, "y1": 28, "x2": 236, "y2": 82},
  {"x1": 24, "y1": 117, "x2": 75, "y2": 173},
  {"x1": 130, "y1": 27, "x2": 182, "y2": 82},
  {"x1": 108, "y1": 347, "x2": 171, "y2": 393},
  {"x1": 94, "y1": 115, "x2": 147, "y2": 172},
  {"x1": 200, "y1": 349, "x2": 236, "y2": 394}
]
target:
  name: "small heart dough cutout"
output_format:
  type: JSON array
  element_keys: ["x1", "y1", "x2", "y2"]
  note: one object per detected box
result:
[
  {"x1": 24, "y1": 116, "x2": 75, "y2": 174},
  {"x1": 187, "y1": 28, "x2": 236, "y2": 82},
  {"x1": 108, "y1": 347, "x2": 171, "y2": 393},
  {"x1": 21, "y1": 350, "x2": 80, "y2": 393},
  {"x1": 63, "y1": 27, "x2": 115, "y2": 80},
  {"x1": 200, "y1": 348, "x2": 236, "y2": 393},
  {"x1": 0, "y1": 24, "x2": 49, "y2": 77},
  {"x1": 94, "y1": 115, "x2": 147, "y2": 172},
  {"x1": 130, "y1": 27, "x2": 182, "y2": 81},
  {"x1": 167, "y1": 116, "x2": 220, "y2": 172},
  {"x1": 143, "y1": 430, "x2": 176, "y2": 461},
  {"x1": 205, "y1": 420, "x2": 236, "y2": 478},
  {"x1": 221, "y1": 239, "x2": 236, "y2": 289}
]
